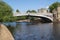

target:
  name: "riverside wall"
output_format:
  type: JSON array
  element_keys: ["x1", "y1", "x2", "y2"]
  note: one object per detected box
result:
[{"x1": 0, "y1": 24, "x2": 14, "y2": 40}]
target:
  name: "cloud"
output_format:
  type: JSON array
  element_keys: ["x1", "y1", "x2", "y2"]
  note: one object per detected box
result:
[{"x1": 46, "y1": 6, "x2": 49, "y2": 8}]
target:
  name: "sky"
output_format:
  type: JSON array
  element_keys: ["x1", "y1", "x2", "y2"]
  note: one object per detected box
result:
[{"x1": 3, "y1": 0, "x2": 59, "y2": 13}]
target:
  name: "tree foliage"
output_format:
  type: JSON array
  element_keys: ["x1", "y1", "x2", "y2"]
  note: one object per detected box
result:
[
  {"x1": 0, "y1": 1, "x2": 16, "y2": 22},
  {"x1": 26, "y1": 10, "x2": 31, "y2": 13},
  {"x1": 26, "y1": 10, "x2": 37, "y2": 13},
  {"x1": 49, "y1": 2, "x2": 60, "y2": 13},
  {"x1": 31, "y1": 10, "x2": 37, "y2": 13},
  {"x1": 16, "y1": 9, "x2": 20, "y2": 12}
]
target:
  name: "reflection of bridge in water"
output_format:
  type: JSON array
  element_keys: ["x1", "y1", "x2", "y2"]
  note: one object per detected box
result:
[{"x1": 13, "y1": 13, "x2": 53, "y2": 22}]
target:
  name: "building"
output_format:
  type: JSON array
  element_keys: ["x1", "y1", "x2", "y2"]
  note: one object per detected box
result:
[{"x1": 38, "y1": 8, "x2": 48, "y2": 13}]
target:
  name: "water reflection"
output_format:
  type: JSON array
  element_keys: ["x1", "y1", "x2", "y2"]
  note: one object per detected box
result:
[
  {"x1": 53, "y1": 22, "x2": 60, "y2": 40},
  {"x1": 13, "y1": 22, "x2": 53, "y2": 40},
  {"x1": 3, "y1": 22, "x2": 16, "y2": 37}
]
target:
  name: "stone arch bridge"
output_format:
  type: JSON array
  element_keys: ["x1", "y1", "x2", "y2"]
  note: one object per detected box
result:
[{"x1": 13, "y1": 13, "x2": 53, "y2": 22}]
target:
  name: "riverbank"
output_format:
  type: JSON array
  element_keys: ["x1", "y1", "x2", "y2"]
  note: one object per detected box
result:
[
  {"x1": 16, "y1": 19, "x2": 30, "y2": 22},
  {"x1": 0, "y1": 24, "x2": 14, "y2": 40}
]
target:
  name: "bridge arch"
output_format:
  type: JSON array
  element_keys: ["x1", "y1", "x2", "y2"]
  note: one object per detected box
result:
[
  {"x1": 28, "y1": 15, "x2": 53, "y2": 22},
  {"x1": 13, "y1": 13, "x2": 53, "y2": 22}
]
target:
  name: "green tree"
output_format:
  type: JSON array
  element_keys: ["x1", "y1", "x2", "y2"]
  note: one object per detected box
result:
[
  {"x1": 0, "y1": 1, "x2": 16, "y2": 22},
  {"x1": 26, "y1": 10, "x2": 37, "y2": 13},
  {"x1": 49, "y1": 2, "x2": 60, "y2": 13},
  {"x1": 26, "y1": 10, "x2": 31, "y2": 13},
  {"x1": 16, "y1": 9, "x2": 20, "y2": 13},
  {"x1": 31, "y1": 10, "x2": 37, "y2": 13}
]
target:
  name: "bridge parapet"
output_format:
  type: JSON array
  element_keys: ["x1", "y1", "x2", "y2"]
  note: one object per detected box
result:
[{"x1": 13, "y1": 13, "x2": 53, "y2": 16}]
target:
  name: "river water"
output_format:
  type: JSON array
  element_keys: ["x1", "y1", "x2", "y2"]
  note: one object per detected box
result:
[{"x1": 3, "y1": 22, "x2": 60, "y2": 40}]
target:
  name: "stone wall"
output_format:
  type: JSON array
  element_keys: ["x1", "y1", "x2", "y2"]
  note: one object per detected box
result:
[
  {"x1": 57, "y1": 7, "x2": 60, "y2": 21},
  {"x1": 0, "y1": 24, "x2": 14, "y2": 40},
  {"x1": 53, "y1": 6, "x2": 60, "y2": 22}
]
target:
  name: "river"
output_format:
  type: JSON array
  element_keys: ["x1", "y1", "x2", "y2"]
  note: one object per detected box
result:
[{"x1": 3, "y1": 22, "x2": 60, "y2": 40}]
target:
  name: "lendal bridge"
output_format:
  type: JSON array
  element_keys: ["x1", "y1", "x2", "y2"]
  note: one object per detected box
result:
[{"x1": 13, "y1": 12, "x2": 53, "y2": 22}]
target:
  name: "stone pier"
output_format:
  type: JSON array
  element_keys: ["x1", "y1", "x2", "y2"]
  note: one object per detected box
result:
[
  {"x1": 53, "y1": 6, "x2": 60, "y2": 22},
  {"x1": 57, "y1": 7, "x2": 60, "y2": 21}
]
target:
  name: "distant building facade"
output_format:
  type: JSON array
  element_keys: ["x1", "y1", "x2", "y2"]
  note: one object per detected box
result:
[{"x1": 38, "y1": 8, "x2": 48, "y2": 13}]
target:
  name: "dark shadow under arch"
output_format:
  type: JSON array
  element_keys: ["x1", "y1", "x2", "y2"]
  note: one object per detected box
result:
[{"x1": 27, "y1": 15, "x2": 52, "y2": 23}]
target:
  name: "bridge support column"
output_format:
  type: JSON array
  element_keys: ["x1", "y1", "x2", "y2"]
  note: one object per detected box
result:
[{"x1": 51, "y1": 6, "x2": 60, "y2": 23}]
